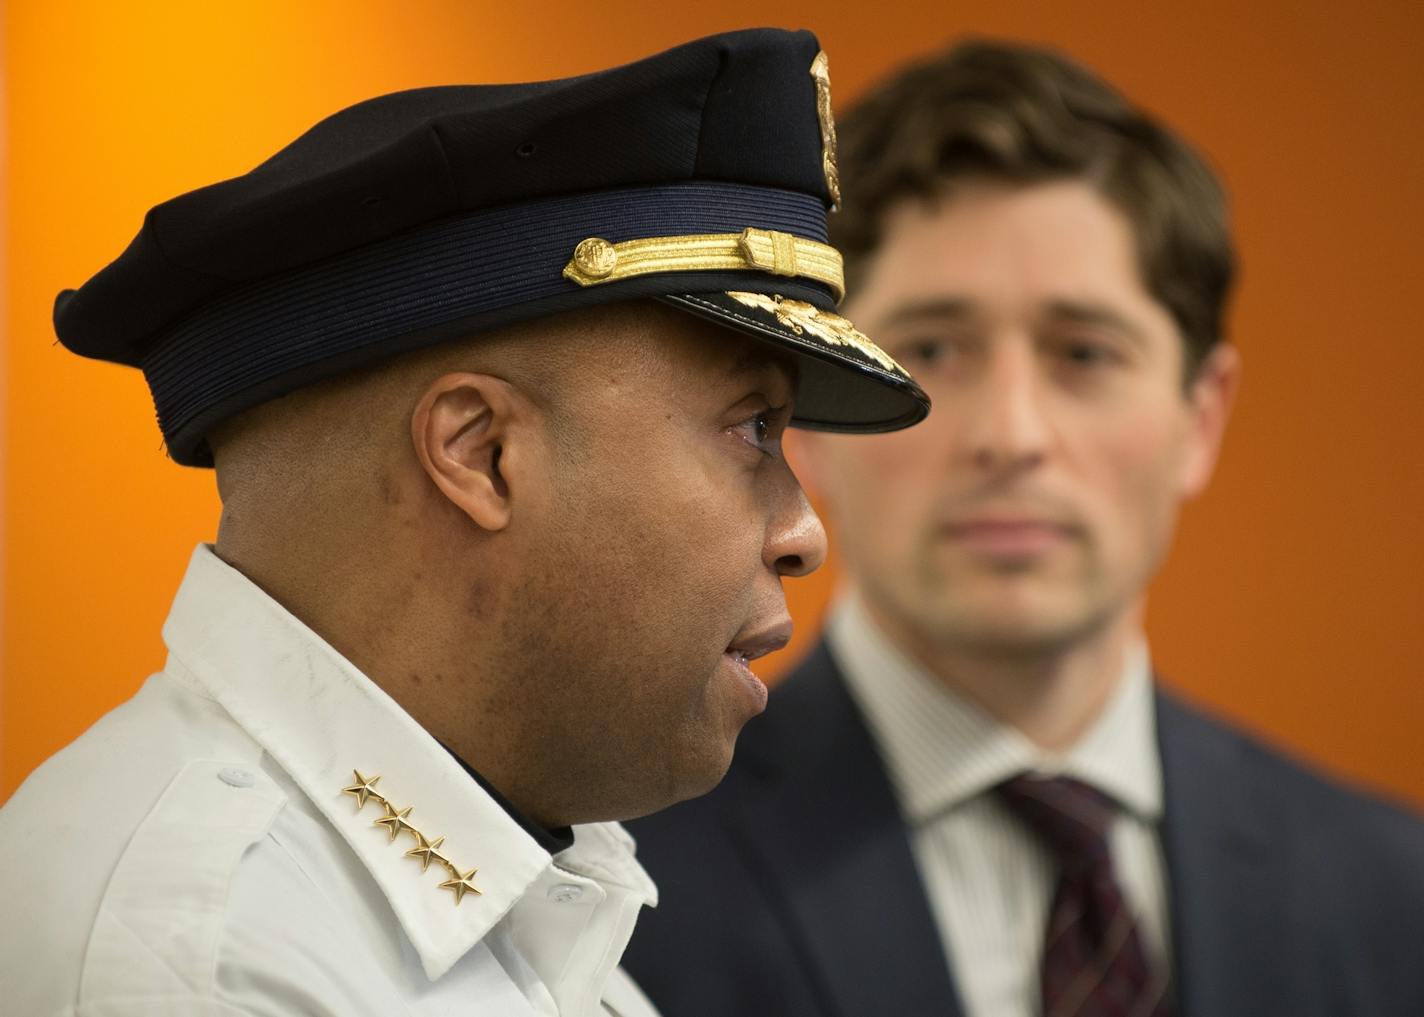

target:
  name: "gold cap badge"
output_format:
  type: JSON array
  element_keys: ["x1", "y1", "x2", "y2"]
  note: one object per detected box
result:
[{"x1": 810, "y1": 51, "x2": 841, "y2": 210}]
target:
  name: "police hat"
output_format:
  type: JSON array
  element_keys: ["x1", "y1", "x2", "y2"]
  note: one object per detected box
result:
[{"x1": 53, "y1": 29, "x2": 928, "y2": 467}]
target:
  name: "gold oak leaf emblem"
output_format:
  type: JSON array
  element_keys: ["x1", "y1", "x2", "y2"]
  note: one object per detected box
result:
[
  {"x1": 440, "y1": 867, "x2": 484, "y2": 905},
  {"x1": 405, "y1": 832, "x2": 448, "y2": 873},
  {"x1": 374, "y1": 803, "x2": 418, "y2": 842},
  {"x1": 341, "y1": 770, "x2": 385, "y2": 809},
  {"x1": 726, "y1": 292, "x2": 905, "y2": 375}
]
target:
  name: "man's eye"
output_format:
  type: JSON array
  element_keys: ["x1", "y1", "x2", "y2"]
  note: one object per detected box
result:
[
  {"x1": 1056, "y1": 338, "x2": 1123, "y2": 368},
  {"x1": 899, "y1": 338, "x2": 952, "y2": 367},
  {"x1": 731, "y1": 408, "x2": 780, "y2": 454}
]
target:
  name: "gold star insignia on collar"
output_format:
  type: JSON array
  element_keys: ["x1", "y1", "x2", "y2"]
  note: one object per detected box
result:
[
  {"x1": 374, "y1": 803, "x2": 417, "y2": 842},
  {"x1": 405, "y1": 832, "x2": 448, "y2": 872},
  {"x1": 342, "y1": 769, "x2": 485, "y2": 907},
  {"x1": 439, "y1": 867, "x2": 483, "y2": 905},
  {"x1": 342, "y1": 770, "x2": 385, "y2": 809}
]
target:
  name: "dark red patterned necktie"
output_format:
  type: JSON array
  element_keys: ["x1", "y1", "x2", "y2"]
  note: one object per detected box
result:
[{"x1": 995, "y1": 774, "x2": 1173, "y2": 1017}]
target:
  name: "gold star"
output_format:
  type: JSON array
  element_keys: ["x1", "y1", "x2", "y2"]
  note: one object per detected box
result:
[
  {"x1": 405, "y1": 832, "x2": 448, "y2": 872},
  {"x1": 439, "y1": 867, "x2": 483, "y2": 904},
  {"x1": 341, "y1": 770, "x2": 384, "y2": 810},
  {"x1": 373, "y1": 802, "x2": 417, "y2": 842}
]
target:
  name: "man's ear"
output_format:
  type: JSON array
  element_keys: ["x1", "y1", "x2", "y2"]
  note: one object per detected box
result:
[
  {"x1": 411, "y1": 372, "x2": 535, "y2": 531},
  {"x1": 1178, "y1": 342, "x2": 1241, "y2": 499}
]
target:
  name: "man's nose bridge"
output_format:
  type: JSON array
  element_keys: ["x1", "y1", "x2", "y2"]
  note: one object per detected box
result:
[
  {"x1": 973, "y1": 339, "x2": 1050, "y2": 456},
  {"x1": 765, "y1": 471, "x2": 828, "y2": 576}
]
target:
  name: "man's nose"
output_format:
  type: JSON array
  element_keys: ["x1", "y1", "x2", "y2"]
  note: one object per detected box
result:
[
  {"x1": 765, "y1": 479, "x2": 828, "y2": 578},
  {"x1": 962, "y1": 342, "x2": 1052, "y2": 474}
]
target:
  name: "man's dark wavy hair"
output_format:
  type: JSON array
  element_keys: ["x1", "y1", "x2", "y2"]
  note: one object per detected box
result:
[{"x1": 830, "y1": 39, "x2": 1235, "y2": 378}]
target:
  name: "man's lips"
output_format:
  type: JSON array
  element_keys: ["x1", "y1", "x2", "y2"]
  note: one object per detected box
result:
[
  {"x1": 724, "y1": 619, "x2": 793, "y2": 666},
  {"x1": 940, "y1": 516, "x2": 1077, "y2": 554},
  {"x1": 723, "y1": 619, "x2": 790, "y2": 715}
]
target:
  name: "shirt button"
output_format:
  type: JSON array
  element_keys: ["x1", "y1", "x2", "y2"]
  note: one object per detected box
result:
[
  {"x1": 218, "y1": 767, "x2": 256, "y2": 788},
  {"x1": 547, "y1": 883, "x2": 585, "y2": 904}
]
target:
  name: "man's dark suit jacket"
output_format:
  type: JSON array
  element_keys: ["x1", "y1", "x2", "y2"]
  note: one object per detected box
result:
[{"x1": 623, "y1": 642, "x2": 1424, "y2": 1017}]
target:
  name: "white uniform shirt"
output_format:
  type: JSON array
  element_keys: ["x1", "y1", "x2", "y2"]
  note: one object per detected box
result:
[
  {"x1": 0, "y1": 545, "x2": 660, "y2": 1017},
  {"x1": 828, "y1": 593, "x2": 1172, "y2": 1017}
]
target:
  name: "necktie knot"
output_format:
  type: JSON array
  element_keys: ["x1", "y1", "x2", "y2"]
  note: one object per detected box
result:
[{"x1": 994, "y1": 773, "x2": 1117, "y2": 874}]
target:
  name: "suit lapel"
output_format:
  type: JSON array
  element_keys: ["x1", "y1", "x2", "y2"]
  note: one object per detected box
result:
[
  {"x1": 728, "y1": 645, "x2": 965, "y2": 1017},
  {"x1": 717, "y1": 655, "x2": 1309, "y2": 1015},
  {"x1": 1156, "y1": 690, "x2": 1297, "y2": 1015}
]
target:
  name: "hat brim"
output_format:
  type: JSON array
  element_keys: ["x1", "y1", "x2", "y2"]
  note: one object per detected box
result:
[{"x1": 660, "y1": 291, "x2": 929, "y2": 434}]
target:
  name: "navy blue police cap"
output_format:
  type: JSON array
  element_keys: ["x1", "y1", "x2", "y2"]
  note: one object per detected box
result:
[{"x1": 53, "y1": 28, "x2": 929, "y2": 467}]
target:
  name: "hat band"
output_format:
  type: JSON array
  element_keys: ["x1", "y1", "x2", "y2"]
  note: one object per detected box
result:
[
  {"x1": 140, "y1": 180, "x2": 832, "y2": 465},
  {"x1": 562, "y1": 228, "x2": 845, "y2": 302}
]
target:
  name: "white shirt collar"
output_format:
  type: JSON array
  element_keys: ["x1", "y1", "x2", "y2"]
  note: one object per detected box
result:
[
  {"x1": 161, "y1": 545, "x2": 655, "y2": 982},
  {"x1": 827, "y1": 591, "x2": 1163, "y2": 826}
]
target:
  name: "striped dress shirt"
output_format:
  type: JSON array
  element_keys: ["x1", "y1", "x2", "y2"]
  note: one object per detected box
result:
[{"x1": 827, "y1": 594, "x2": 1172, "y2": 1017}]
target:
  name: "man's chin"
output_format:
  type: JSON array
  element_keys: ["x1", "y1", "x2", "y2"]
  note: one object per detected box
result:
[
  {"x1": 682, "y1": 755, "x2": 737, "y2": 804},
  {"x1": 920, "y1": 598, "x2": 1105, "y2": 656},
  {"x1": 647, "y1": 741, "x2": 738, "y2": 815}
]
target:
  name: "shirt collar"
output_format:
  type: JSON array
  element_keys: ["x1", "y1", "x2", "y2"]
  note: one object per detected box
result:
[
  {"x1": 827, "y1": 590, "x2": 1162, "y2": 826},
  {"x1": 160, "y1": 544, "x2": 654, "y2": 981}
]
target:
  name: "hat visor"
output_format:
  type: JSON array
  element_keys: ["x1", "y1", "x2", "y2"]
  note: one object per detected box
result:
[{"x1": 659, "y1": 291, "x2": 929, "y2": 434}]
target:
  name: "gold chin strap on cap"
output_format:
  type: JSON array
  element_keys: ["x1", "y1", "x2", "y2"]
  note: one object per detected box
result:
[{"x1": 561, "y1": 227, "x2": 845, "y2": 303}]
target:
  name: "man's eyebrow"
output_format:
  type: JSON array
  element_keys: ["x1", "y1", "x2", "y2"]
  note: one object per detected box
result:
[
  {"x1": 1042, "y1": 299, "x2": 1148, "y2": 345},
  {"x1": 877, "y1": 298, "x2": 976, "y2": 329}
]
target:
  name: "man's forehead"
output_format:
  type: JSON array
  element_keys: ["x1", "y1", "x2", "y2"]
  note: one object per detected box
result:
[
  {"x1": 551, "y1": 304, "x2": 798, "y2": 408},
  {"x1": 640, "y1": 303, "x2": 798, "y2": 388},
  {"x1": 723, "y1": 343, "x2": 798, "y2": 386},
  {"x1": 865, "y1": 181, "x2": 1144, "y2": 284}
]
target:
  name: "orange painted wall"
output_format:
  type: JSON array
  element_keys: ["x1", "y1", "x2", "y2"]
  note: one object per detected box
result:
[{"x1": 4, "y1": 1, "x2": 1422, "y2": 807}]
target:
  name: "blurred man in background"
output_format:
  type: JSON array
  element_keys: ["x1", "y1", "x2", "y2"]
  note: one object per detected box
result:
[{"x1": 624, "y1": 39, "x2": 1424, "y2": 1017}]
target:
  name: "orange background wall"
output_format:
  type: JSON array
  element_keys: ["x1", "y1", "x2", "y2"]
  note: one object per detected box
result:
[{"x1": 3, "y1": 1, "x2": 1422, "y2": 807}]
